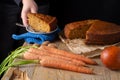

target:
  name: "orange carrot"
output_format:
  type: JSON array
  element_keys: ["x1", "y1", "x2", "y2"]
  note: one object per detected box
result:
[
  {"x1": 23, "y1": 51, "x2": 45, "y2": 60},
  {"x1": 40, "y1": 56, "x2": 93, "y2": 74},
  {"x1": 40, "y1": 46, "x2": 97, "y2": 65},
  {"x1": 41, "y1": 41, "x2": 50, "y2": 46},
  {"x1": 23, "y1": 52, "x2": 40, "y2": 60},
  {"x1": 23, "y1": 49, "x2": 93, "y2": 74},
  {"x1": 28, "y1": 48, "x2": 86, "y2": 66}
]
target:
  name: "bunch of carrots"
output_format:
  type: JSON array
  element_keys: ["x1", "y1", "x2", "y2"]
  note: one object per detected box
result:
[
  {"x1": 22, "y1": 42, "x2": 97, "y2": 74},
  {"x1": 0, "y1": 42, "x2": 97, "y2": 76}
]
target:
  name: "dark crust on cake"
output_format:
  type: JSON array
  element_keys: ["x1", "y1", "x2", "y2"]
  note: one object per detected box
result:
[
  {"x1": 85, "y1": 20, "x2": 120, "y2": 45},
  {"x1": 49, "y1": 17, "x2": 57, "y2": 31},
  {"x1": 85, "y1": 32, "x2": 120, "y2": 45}
]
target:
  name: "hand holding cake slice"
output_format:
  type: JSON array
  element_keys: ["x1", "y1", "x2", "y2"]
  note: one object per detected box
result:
[{"x1": 27, "y1": 13, "x2": 57, "y2": 33}]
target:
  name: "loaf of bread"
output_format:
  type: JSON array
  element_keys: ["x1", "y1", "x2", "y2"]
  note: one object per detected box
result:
[
  {"x1": 64, "y1": 19, "x2": 120, "y2": 45},
  {"x1": 27, "y1": 13, "x2": 57, "y2": 33}
]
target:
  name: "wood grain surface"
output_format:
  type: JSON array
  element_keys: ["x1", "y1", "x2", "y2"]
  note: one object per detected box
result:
[{"x1": 1, "y1": 40, "x2": 120, "y2": 80}]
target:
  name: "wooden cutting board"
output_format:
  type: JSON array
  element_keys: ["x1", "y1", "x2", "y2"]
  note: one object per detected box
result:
[{"x1": 2, "y1": 41, "x2": 120, "y2": 80}]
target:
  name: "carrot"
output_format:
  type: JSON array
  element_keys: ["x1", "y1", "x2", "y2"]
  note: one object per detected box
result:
[
  {"x1": 41, "y1": 41, "x2": 50, "y2": 46},
  {"x1": 28, "y1": 48, "x2": 48, "y2": 56},
  {"x1": 28, "y1": 48, "x2": 86, "y2": 66},
  {"x1": 23, "y1": 52, "x2": 40, "y2": 60},
  {"x1": 23, "y1": 52, "x2": 93, "y2": 74},
  {"x1": 22, "y1": 50, "x2": 47, "y2": 60},
  {"x1": 47, "y1": 43, "x2": 57, "y2": 48},
  {"x1": 40, "y1": 56, "x2": 93, "y2": 74},
  {"x1": 22, "y1": 48, "x2": 93, "y2": 74},
  {"x1": 40, "y1": 46, "x2": 97, "y2": 65}
]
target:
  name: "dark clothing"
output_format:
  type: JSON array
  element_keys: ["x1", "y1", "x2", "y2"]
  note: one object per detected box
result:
[
  {"x1": 0, "y1": 0, "x2": 16, "y2": 5},
  {"x1": 0, "y1": 2, "x2": 22, "y2": 63},
  {"x1": 51, "y1": 0, "x2": 120, "y2": 29},
  {"x1": 0, "y1": 0, "x2": 49, "y2": 64}
]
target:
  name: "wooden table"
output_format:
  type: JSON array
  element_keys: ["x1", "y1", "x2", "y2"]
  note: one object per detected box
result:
[{"x1": 1, "y1": 40, "x2": 120, "y2": 80}]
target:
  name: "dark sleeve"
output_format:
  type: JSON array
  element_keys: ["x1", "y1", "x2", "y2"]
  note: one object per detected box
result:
[{"x1": 14, "y1": 0, "x2": 22, "y2": 6}]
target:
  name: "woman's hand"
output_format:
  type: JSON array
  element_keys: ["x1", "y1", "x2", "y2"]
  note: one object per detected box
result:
[{"x1": 21, "y1": 0, "x2": 38, "y2": 26}]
